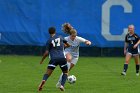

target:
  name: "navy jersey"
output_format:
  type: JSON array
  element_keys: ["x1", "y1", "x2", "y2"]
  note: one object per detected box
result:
[
  {"x1": 125, "y1": 33, "x2": 140, "y2": 53},
  {"x1": 46, "y1": 35, "x2": 67, "y2": 59}
]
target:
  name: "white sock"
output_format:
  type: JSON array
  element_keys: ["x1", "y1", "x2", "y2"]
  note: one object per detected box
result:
[
  {"x1": 58, "y1": 73, "x2": 63, "y2": 83},
  {"x1": 67, "y1": 62, "x2": 71, "y2": 70}
]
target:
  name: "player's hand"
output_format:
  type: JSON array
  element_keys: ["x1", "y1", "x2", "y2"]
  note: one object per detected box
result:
[
  {"x1": 133, "y1": 44, "x2": 138, "y2": 49},
  {"x1": 86, "y1": 41, "x2": 91, "y2": 45},
  {"x1": 124, "y1": 50, "x2": 127, "y2": 55}
]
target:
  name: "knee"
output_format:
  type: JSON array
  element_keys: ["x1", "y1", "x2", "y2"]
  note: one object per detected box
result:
[
  {"x1": 135, "y1": 61, "x2": 139, "y2": 65},
  {"x1": 66, "y1": 53, "x2": 72, "y2": 62},
  {"x1": 67, "y1": 58, "x2": 71, "y2": 62},
  {"x1": 125, "y1": 61, "x2": 129, "y2": 64}
]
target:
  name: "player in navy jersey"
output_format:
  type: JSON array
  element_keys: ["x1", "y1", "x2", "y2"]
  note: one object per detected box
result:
[
  {"x1": 121, "y1": 25, "x2": 140, "y2": 76},
  {"x1": 38, "y1": 27, "x2": 70, "y2": 91}
]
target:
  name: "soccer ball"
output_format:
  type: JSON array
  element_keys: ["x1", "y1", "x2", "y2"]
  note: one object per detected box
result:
[{"x1": 67, "y1": 75, "x2": 76, "y2": 84}]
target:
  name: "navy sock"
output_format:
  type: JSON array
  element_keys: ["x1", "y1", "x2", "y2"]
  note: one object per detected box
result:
[
  {"x1": 136, "y1": 64, "x2": 140, "y2": 73},
  {"x1": 123, "y1": 64, "x2": 128, "y2": 72},
  {"x1": 43, "y1": 74, "x2": 49, "y2": 81},
  {"x1": 61, "y1": 73, "x2": 67, "y2": 86}
]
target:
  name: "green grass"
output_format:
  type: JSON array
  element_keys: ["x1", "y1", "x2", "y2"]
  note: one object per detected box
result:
[{"x1": 0, "y1": 55, "x2": 140, "y2": 93}]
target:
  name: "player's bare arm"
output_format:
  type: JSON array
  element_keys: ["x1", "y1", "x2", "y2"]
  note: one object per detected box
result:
[
  {"x1": 64, "y1": 43, "x2": 71, "y2": 48},
  {"x1": 40, "y1": 50, "x2": 49, "y2": 64},
  {"x1": 124, "y1": 42, "x2": 128, "y2": 55},
  {"x1": 133, "y1": 40, "x2": 140, "y2": 49}
]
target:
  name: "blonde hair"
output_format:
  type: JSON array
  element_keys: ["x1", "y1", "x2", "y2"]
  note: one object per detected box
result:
[
  {"x1": 69, "y1": 29, "x2": 77, "y2": 36},
  {"x1": 128, "y1": 24, "x2": 135, "y2": 29}
]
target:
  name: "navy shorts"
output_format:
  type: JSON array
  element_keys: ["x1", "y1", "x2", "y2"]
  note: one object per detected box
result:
[
  {"x1": 47, "y1": 58, "x2": 68, "y2": 71},
  {"x1": 127, "y1": 48, "x2": 139, "y2": 56}
]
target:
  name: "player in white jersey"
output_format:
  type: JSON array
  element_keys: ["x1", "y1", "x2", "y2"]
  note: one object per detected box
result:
[
  {"x1": 56, "y1": 23, "x2": 91, "y2": 87},
  {"x1": 64, "y1": 30, "x2": 91, "y2": 68}
]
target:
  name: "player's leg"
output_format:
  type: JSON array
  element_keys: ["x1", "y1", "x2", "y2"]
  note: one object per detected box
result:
[
  {"x1": 56, "y1": 62, "x2": 71, "y2": 88},
  {"x1": 56, "y1": 53, "x2": 71, "y2": 87},
  {"x1": 66, "y1": 52, "x2": 72, "y2": 63},
  {"x1": 60, "y1": 70, "x2": 68, "y2": 91},
  {"x1": 38, "y1": 68, "x2": 54, "y2": 91},
  {"x1": 121, "y1": 53, "x2": 132, "y2": 75},
  {"x1": 56, "y1": 57, "x2": 78, "y2": 87},
  {"x1": 133, "y1": 54, "x2": 140, "y2": 76},
  {"x1": 38, "y1": 60, "x2": 57, "y2": 91},
  {"x1": 69, "y1": 57, "x2": 78, "y2": 71},
  {"x1": 66, "y1": 52, "x2": 72, "y2": 70},
  {"x1": 59, "y1": 58, "x2": 68, "y2": 91},
  {"x1": 56, "y1": 56, "x2": 78, "y2": 87}
]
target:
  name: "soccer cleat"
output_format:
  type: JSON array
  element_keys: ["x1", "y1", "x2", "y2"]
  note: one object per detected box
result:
[
  {"x1": 59, "y1": 85, "x2": 65, "y2": 91},
  {"x1": 56, "y1": 82, "x2": 61, "y2": 88},
  {"x1": 38, "y1": 80, "x2": 45, "y2": 91},
  {"x1": 136, "y1": 73, "x2": 139, "y2": 76},
  {"x1": 121, "y1": 72, "x2": 126, "y2": 76}
]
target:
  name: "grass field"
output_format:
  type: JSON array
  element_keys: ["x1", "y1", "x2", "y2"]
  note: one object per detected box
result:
[{"x1": 0, "y1": 55, "x2": 140, "y2": 93}]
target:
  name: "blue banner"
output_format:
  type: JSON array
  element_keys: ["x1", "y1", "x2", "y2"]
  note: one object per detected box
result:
[{"x1": 0, "y1": 0, "x2": 140, "y2": 47}]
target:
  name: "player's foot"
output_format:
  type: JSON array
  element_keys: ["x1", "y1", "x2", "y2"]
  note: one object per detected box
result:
[
  {"x1": 136, "y1": 73, "x2": 139, "y2": 76},
  {"x1": 56, "y1": 82, "x2": 61, "y2": 88},
  {"x1": 38, "y1": 80, "x2": 45, "y2": 91},
  {"x1": 59, "y1": 85, "x2": 65, "y2": 91},
  {"x1": 121, "y1": 72, "x2": 126, "y2": 76}
]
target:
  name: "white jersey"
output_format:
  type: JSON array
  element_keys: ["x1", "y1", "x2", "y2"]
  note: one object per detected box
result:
[{"x1": 64, "y1": 36, "x2": 86, "y2": 58}]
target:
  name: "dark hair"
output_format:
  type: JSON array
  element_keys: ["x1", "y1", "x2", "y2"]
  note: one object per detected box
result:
[{"x1": 48, "y1": 27, "x2": 56, "y2": 34}]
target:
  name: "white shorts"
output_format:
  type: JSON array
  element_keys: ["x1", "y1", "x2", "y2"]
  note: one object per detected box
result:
[
  {"x1": 65, "y1": 51, "x2": 79, "y2": 65},
  {"x1": 71, "y1": 57, "x2": 78, "y2": 65}
]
